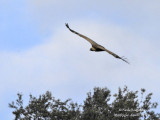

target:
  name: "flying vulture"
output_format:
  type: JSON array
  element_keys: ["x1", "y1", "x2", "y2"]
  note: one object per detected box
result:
[{"x1": 65, "y1": 23, "x2": 129, "y2": 64}]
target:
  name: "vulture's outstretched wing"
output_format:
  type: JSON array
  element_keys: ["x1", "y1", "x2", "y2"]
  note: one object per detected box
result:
[
  {"x1": 97, "y1": 45, "x2": 129, "y2": 64},
  {"x1": 65, "y1": 23, "x2": 98, "y2": 46}
]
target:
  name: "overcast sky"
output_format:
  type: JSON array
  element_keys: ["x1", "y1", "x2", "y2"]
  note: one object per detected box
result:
[{"x1": 0, "y1": 0, "x2": 160, "y2": 119}]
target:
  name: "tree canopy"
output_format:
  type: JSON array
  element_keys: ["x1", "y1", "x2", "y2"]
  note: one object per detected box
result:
[{"x1": 9, "y1": 86, "x2": 160, "y2": 120}]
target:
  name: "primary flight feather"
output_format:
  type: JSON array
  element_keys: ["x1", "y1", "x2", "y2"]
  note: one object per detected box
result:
[{"x1": 65, "y1": 23, "x2": 129, "y2": 64}]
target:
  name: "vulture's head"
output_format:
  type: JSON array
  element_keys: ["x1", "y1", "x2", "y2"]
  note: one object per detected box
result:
[{"x1": 90, "y1": 47, "x2": 96, "y2": 51}]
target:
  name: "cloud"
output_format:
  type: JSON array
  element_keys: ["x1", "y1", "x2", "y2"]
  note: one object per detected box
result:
[
  {"x1": 0, "y1": 21, "x2": 160, "y2": 97},
  {"x1": 27, "y1": 0, "x2": 160, "y2": 24},
  {"x1": 25, "y1": 0, "x2": 160, "y2": 47}
]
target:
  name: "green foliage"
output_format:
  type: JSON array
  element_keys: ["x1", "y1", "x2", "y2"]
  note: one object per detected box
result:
[
  {"x1": 9, "y1": 86, "x2": 160, "y2": 120},
  {"x1": 9, "y1": 91, "x2": 81, "y2": 120},
  {"x1": 82, "y1": 87, "x2": 112, "y2": 120}
]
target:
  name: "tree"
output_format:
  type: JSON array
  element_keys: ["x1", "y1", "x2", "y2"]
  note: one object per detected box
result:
[
  {"x1": 9, "y1": 86, "x2": 160, "y2": 120},
  {"x1": 9, "y1": 91, "x2": 81, "y2": 120},
  {"x1": 82, "y1": 87, "x2": 112, "y2": 120},
  {"x1": 82, "y1": 86, "x2": 160, "y2": 120}
]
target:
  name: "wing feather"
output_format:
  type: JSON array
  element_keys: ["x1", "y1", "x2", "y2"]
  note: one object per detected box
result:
[
  {"x1": 98, "y1": 46, "x2": 129, "y2": 64},
  {"x1": 65, "y1": 23, "x2": 98, "y2": 46}
]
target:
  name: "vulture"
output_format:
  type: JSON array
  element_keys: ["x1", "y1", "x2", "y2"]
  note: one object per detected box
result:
[{"x1": 65, "y1": 23, "x2": 129, "y2": 64}]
